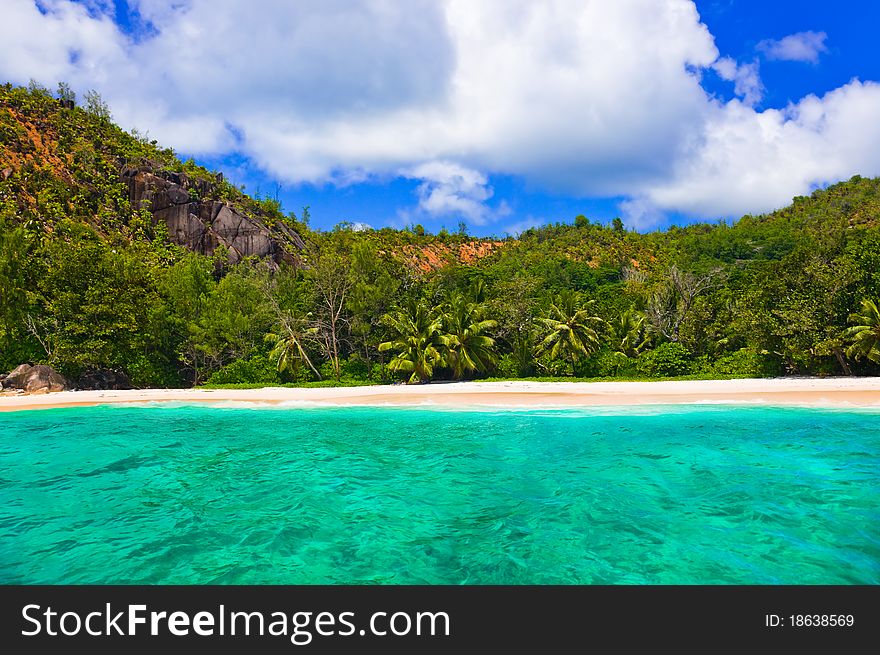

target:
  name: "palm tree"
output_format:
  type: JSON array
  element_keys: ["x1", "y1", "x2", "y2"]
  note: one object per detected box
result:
[
  {"x1": 442, "y1": 293, "x2": 498, "y2": 379},
  {"x1": 536, "y1": 291, "x2": 605, "y2": 374},
  {"x1": 845, "y1": 298, "x2": 880, "y2": 363},
  {"x1": 378, "y1": 301, "x2": 446, "y2": 383},
  {"x1": 265, "y1": 316, "x2": 320, "y2": 379},
  {"x1": 607, "y1": 308, "x2": 649, "y2": 368}
]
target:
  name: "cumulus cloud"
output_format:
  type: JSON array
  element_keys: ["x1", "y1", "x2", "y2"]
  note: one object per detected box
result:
[
  {"x1": 0, "y1": 0, "x2": 719, "y2": 184},
  {"x1": 758, "y1": 31, "x2": 828, "y2": 63},
  {"x1": 403, "y1": 161, "x2": 500, "y2": 224},
  {"x1": 1, "y1": 1, "x2": 878, "y2": 229},
  {"x1": 0, "y1": 0, "x2": 455, "y2": 157},
  {"x1": 629, "y1": 80, "x2": 880, "y2": 220},
  {"x1": 503, "y1": 217, "x2": 544, "y2": 236},
  {"x1": 0, "y1": 0, "x2": 127, "y2": 91},
  {"x1": 712, "y1": 56, "x2": 764, "y2": 106},
  {"x1": 619, "y1": 196, "x2": 668, "y2": 231}
]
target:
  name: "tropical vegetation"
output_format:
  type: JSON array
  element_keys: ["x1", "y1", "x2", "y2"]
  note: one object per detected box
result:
[{"x1": 2, "y1": 82, "x2": 880, "y2": 387}]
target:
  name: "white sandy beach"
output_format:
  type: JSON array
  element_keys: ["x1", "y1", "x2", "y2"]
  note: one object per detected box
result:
[{"x1": 2, "y1": 377, "x2": 880, "y2": 412}]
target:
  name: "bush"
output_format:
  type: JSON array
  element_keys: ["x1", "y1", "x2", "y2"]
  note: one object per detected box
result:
[
  {"x1": 340, "y1": 354, "x2": 371, "y2": 380},
  {"x1": 495, "y1": 354, "x2": 520, "y2": 378},
  {"x1": 368, "y1": 362, "x2": 394, "y2": 383},
  {"x1": 206, "y1": 354, "x2": 281, "y2": 385},
  {"x1": 535, "y1": 353, "x2": 571, "y2": 377},
  {"x1": 706, "y1": 348, "x2": 781, "y2": 377},
  {"x1": 317, "y1": 356, "x2": 391, "y2": 383},
  {"x1": 126, "y1": 356, "x2": 183, "y2": 388},
  {"x1": 318, "y1": 361, "x2": 337, "y2": 381},
  {"x1": 637, "y1": 342, "x2": 693, "y2": 377},
  {"x1": 578, "y1": 348, "x2": 637, "y2": 378}
]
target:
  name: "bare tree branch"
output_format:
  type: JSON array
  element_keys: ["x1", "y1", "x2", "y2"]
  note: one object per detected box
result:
[{"x1": 646, "y1": 265, "x2": 725, "y2": 342}]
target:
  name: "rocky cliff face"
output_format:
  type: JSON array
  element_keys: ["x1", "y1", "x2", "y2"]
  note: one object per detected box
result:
[{"x1": 122, "y1": 167, "x2": 305, "y2": 265}]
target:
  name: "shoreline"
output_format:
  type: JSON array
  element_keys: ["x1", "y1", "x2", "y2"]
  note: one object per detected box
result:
[{"x1": 2, "y1": 377, "x2": 880, "y2": 412}]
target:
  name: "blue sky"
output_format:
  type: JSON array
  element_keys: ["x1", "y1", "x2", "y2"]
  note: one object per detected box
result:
[
  {"x1": 4, "y1": 1, "x2": 880, "y2": 235},
  {"x1": 699, "y1": 0, "x2": 880, "y2": 106},
  {"x1": 219, "y1": 0, "x2": 880, "y2": 236}
]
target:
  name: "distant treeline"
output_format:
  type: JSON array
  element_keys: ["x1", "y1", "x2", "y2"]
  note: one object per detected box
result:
[{"x1": 2, "y1": 83, "x2": 880, "y2": 386}]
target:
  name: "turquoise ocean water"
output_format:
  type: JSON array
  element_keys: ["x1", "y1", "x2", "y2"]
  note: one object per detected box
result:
[{"x1": 0, "y1": 403, "x2": 877, "y2": 584}]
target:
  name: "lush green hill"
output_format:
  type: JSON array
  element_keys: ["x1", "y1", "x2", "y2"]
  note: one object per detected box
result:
[
  {"x1": 0, "y1": 83, "x2": 307, "y2": 258},
  {"x1": 2, "y1": 82, "x2": 879, "y2": 387}
]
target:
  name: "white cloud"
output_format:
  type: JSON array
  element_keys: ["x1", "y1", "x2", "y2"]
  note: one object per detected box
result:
[
  {"x1": 631, "y1": 80, "x2": 880, "y2": 219},
  {"x1": 712, "y1": 56, "x2": 764, "y2": 106},
  {"x1": 403, "y1": 161, "x2": 495, "y2": 224},
  {"x1": 619, "y1": 196, "x2": 668, "y2": 231},
  {"x1": 0, "y1": 0, "x2": 127, "y2": 91},
  {"x1": 0, "y1": 0, "x2": 455, "y2": 157},
  {"x1": 503, "y1": 217, "x2": 543, "y2": 236},
  {"x1": 0, "y1": 0, "x2": 719, "y2": 187},
  {"x1": 758, "y1": 31, "x2": 828, "y2": 63},
  {"x1": 0, "y1": 1, "x2": 878, "y2": 229}
]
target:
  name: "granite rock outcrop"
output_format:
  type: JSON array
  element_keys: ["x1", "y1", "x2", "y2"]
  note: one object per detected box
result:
[{"x1": 122, "y1": 167, "x2": 304, "y2": 265}]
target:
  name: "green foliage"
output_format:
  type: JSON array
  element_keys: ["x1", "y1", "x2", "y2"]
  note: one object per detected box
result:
[
  {"x1": 579, "y1": 348, "x2": 638, "y2": 378},
  {"x1": 536, "y1": 291, "x2": 606, "y2": 374},
  {"x1": 379, "y1": 301, "x2": 446, "y2": 383},
  {"x1": 32, "y1": 220, "x2": 165, "y2": 376},
  {"x1": 637, "y1": 342, "x2": 694, "y2": 377},
  {"x1": 845, "y1": 298, "x2": 880, "y2": 364},
  {"x1": 4, "y1": 83, "x2": 880, "y2": 387},
  {"x1": 607, "y1": 308, "x2": 650, "y2": 359},
  {"x1": 347, "y1": 239, "x2": 401, "y2": 362},
  {"x1": 186, "y1": 264, "x2": 274, "y2": 378},
  {"x1": 265, "y1": 317, "x2": 320, "y2": 380},
  {"x1": 83, "y1": 90, "x2": 111, "y2": 121},
  {"x1": 703, "y1": 348, "x2": 781, "y2": 377},
  {"x1": 441, "y1": 292, "x2": 498, "y2": 379},
  {"x1": 494, "y1": 354, "x2": 520, "y2": 378},
  {"x1": 56, "y1": 82, "x2": 75, "y2": 105},
  {"x1": 206, "y1": 354, "x2": 281, "y2": 385},
  {"x1": 0, "y1": 219, "x2": 36, "y2": 368}
]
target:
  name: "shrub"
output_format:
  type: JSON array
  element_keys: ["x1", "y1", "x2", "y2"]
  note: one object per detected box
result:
[
  {"x1": 495, "y1": 354, "x2": 520, "y2": 378},
  {"x1": 206, "y1": 354, "x2": 281, "y2": 385},
  {"x1": 318, "y1": 361, "x2": 337, "y2": 381},
  {"x1": 340, "y1": 354, "x2": 371, "y2": 380},
  {"x1": 637, "y1": 342, "x2": 693, "y2": 377},
  {"x1": 707, "y1": 348, "x2": 781, "y2": 377},
  {"x1": 535, "y1": 353, "x2": 570, "y2": 377},
  {"x1": 370, "y1": 362, "x2": 394, "y2": 384},
  {"x1": 126, "y1": 356, "x2": 183, "y2": 388},
  {"x1": 579, "y1": 348, "x2": 636, "y2": 378}
]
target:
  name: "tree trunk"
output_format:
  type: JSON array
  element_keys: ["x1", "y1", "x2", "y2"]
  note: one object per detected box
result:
[
  {"x1": 833, "y1": 347, "x2": 852, "y2": 376},
  {"x1": 329, "y1": 313, "x2": 340, "y2": 381},
  {"x1": 363, "y1": 335, "x2": 372, "y2": 367}
]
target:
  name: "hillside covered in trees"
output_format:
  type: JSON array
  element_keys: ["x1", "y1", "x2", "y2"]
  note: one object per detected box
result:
[{"x1": 2, "y1": 83, "x2": 880, "y2": 389}]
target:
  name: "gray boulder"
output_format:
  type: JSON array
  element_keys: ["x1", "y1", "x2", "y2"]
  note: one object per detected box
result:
[
  {"x1": 2, "y1": 364, "x2": 34, "y2": 389},
  {"x1": 120, "y1": 166, "x2": 304, "y2": 266},
  {"x1": 24, "y1": 365, "x2": 69, "y2": 393},
  {"x1": 78, "y1": 369, "x2": 132, "y2": 390},
  {"x1": 3, "y1": 364, "x2": 69, "y2": 393}
]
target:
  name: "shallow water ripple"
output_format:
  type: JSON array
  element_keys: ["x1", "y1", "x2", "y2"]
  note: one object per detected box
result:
[{"x1": 0, "y1": 404, "x2": 878, "y2": 584}]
